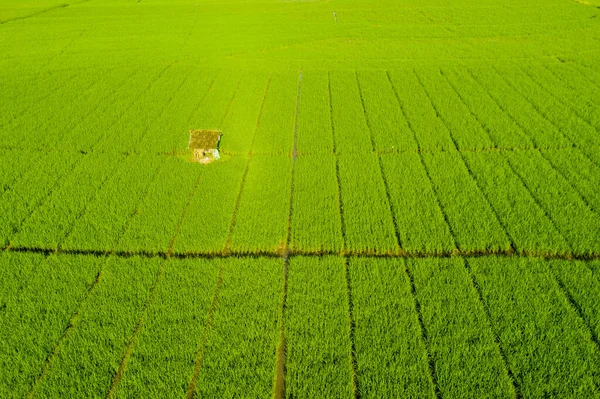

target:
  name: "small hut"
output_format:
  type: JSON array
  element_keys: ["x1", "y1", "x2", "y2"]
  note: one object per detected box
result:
[{"x1": 189, "y1": 129, "x2": 221, "y2": 163}]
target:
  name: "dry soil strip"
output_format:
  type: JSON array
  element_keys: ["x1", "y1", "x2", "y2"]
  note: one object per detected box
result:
[
  {"x1": 344, "y1": 258, "x2": 361, "y2": 399},
  {"x1": 273, "y1": 69, "x2": 303, "y2": 399},
  {"x1": 5, "y1": 245, "x2": 600, "y2": 262}
]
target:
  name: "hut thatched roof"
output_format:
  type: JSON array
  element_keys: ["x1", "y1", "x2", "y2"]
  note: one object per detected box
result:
[{"x1": 189, "y1": 130, "x2": 221, "y2": 149}]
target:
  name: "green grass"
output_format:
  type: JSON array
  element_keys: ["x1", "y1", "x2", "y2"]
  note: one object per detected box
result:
[{"x1": 1, "y1": 0, "x2": 600, "y2": 396}]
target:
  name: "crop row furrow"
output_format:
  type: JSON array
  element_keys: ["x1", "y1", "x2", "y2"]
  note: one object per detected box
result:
[
  {"x1": 412, "y1": 69, "x2": 512, "y2": 252},
  {"x1": 355, "y1": 71, "x2": 403, "y2": 253},
  {"x1": 401, "y1": 259, "x2": 442, "y2": 399},
  {"x1": 384, "y1": 71, "x2": 457, "y2": 254},
  {"x1": 222, "y1": 74, "x2": 272, "y2": 253}
]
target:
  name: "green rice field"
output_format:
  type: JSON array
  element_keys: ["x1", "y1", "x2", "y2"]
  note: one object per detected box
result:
[{"x1": 1, "y1": 0, "x2": 600, "y2": 397}]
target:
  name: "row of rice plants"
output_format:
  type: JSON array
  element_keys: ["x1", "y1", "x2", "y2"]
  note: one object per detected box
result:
[
  {"x1": 190, "y1": 258, "x2": 281, "y2": 398},
  {"x1": 530, "y1": 63, "x2": 600, "y2": 133},
  {"x1": 59, "y1": 154, "x2": 165, "y2": 252},
  {"x1": 55, "y1": 67, "x2": 165, "y2": 152},
  {"x1": 356, "y1": 70, "x2": 417, "y2": 153},
  {"x1": 0, "y1": 254, "x2": 106, "y2": 397},
  {"x1": 111, "y1": 258, "x2": 221, "y2": 398},
  {"x1": 93, "y1": 66, "x2": 190, "y2": 154},
  {"x1": 414, "y1": 67, "x2": 495, "y2": 151},
  {"x1": 550, "y1": 259, "x2": 600, "y2": 348},
  {"x1": 229, "y1": 155, "x2": 293, "y2": 253},
  {"x1": 0, "y1": 251, "x2": 45, "y2": 321},
  {"x1": 329, "y1": 70, "x2": 373, "y2": 154},
  {"x1": 379, "y1": 154, "x2": 455, "y2": 254},
  {"x1": 51, "y1": 67, "x2": 142, "y2": 151},
  {"x1": 421, "y1": 151, "x2": 511, "y2": 252},
  {"x1": 289, "y1": 156, "x2": 343, "y2": 253},
  {"x1": 0, "y1": 150, "x2": 83, "y2": 247},
  {"x1": 4, "y1": 67, "x2": 118, "y2": 150},
  {"x1": 27, "y1": 256, "x2": 163, "y2": 398},
  {"x1": 543, "y1": 148, "x2": 600, "y2": 214},
  {"x1": 0, "y1": 65, "x2": 109, "y2": 141},
  {"x1": 470, "y1": 257, "x2": 600, "y2": 397},
  {"x1": 387, "y1": 70, "x2": 455, "y2": 151},
  {"x1": 349, "y1": 258, "x2": 435, "y2": 397},
  {"x1": 0, "y1": 68, "x2": 79, "y2": 129},
  {"x1": 467, "y1": 66, "x2": 571, "y2": 149},
  {"x1": 0, "y1": 149, "x2": 33, "y2": 195},
  {"x1": 294, "y1": 71, "x2": 334, "y2": 155},
  {"x1": 174, "y1": 157, "x2": 247, "y2": 254},
  {"x1": 504, "y1": 66, "x2": 600, "y2": 149},
  {"x1": 9, "y1": 151, "x2": 125, "y2": 250},
  {"x1": 116, "y1": 157, "x2": 202, "y2": 253},
  {"x1": 462, "y1": 151, "x2": 571, "y2": 254},
  {"x1": 219, "y1": 70, "x2": 271, "y2": 154},
  {"x1": 337, "y1": 154, "x2": 398, "y2": 254},
  {"x1": 440, "y1": 67, "x2": 534, "y2": 149},
  {"x1": 251, "y1": 70, "x2": 299, "y2": 155},
  {"x1": 504, "y1": 150, "x2": 600, "y2": 254},
  {"x1": 284, "y1": 256, "x2": 354, "y2": 398}
]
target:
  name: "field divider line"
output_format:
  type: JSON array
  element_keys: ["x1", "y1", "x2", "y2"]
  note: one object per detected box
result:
[
  {"x1": 385, "y1": 70, "x2": 460, "y2": 254},
  {"x1": 547, "y1": 264, "x2": 600, "y2": 356},
  {"x1": 328, "y1": 71, "x2": 347, "y2": 253},
  {"x1": 273, "y1": 69, "x2": 302, "y2": 399},
  {"x1": 413, "y1": 69, "x2": 516, "y2": 254},
  {"x1": 463, "y1": 259, "x2": 521, "y2": 399},
  {"x1": 6, "y1": 245, "x2": 600, "y2": 262},
  {"x1": 489, "y1": 66, "x2": 600, "y2": 213},
  {"x1": 355, "y1": 71, "x2": 404, "y2": 255},
  {"x1": 273, "y1": 255, "x2": 289, "y2": 399},
  {"x1": 402, "y1": 259, "x2": 442, "y2": 399},
  {"x1": 343, "y1": 258, "x2": 361, "y2": 399},
  {"x1": 223, "y1": 73, "x2": 273, "y2": 254}
]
